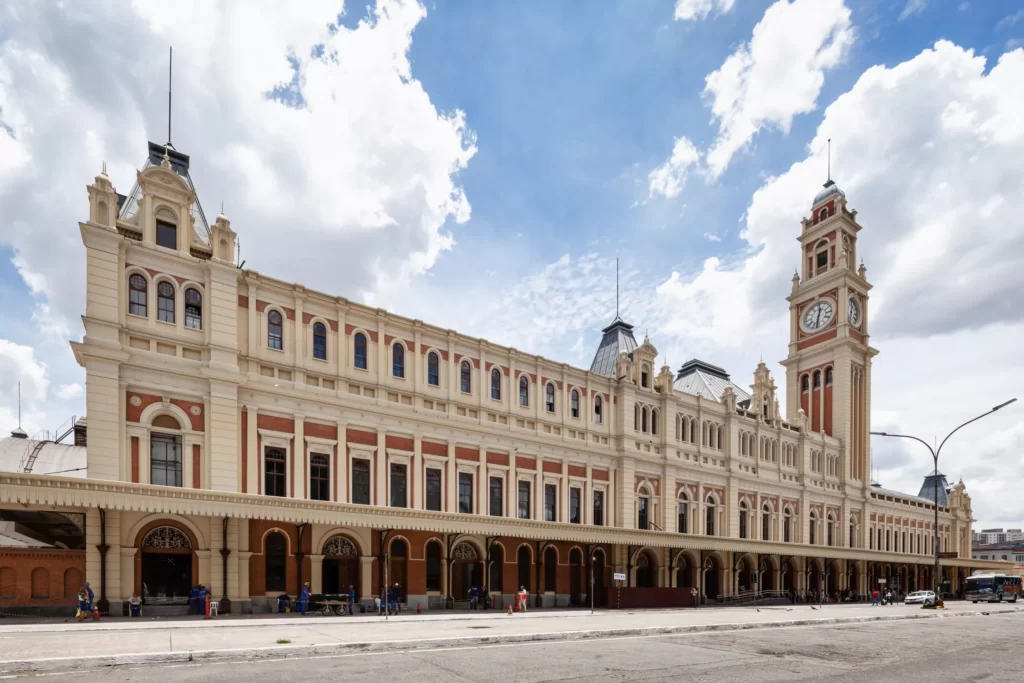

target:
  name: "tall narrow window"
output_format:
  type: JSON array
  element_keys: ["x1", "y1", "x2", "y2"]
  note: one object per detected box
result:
[
  {"x1": 460, "y1": 361, "x2": 471, "y2": 393},
  {"x1": 825, "y1": 367, "x2": 834, "y2": 385},
  {"x1": 351, "y1": 459, "x2": 370, "y2": 505},
  {"x1": 762, "y1": 506, "x2": 771, "y2": 541},
  {"x1": 312, "y1": 323, "x2": 327, "y2": 360},
  {"x1": 392, "y1": 343, "x2": 405, "y2": 378},
  {"x1": 593, "y1": 490, "x2": 604, "y2": 526},
  {"x1": 594, "y1": 395, "x2": 603, "y2": 423},
  {"x1": 129, "y1": 274, "x2": 148, "y2": 317},
  {"x1": 570, "y1": 390, "x2": 579, "y2": 418},
  {"x1": 184, "y1": 288, "x2": 202, "y2": 329},
  {"x1": 268, "y1": 310, "x2": 283, "y2": 350},
  {"x1": 425, "y1": 469, "x2": 442, "y2": 511},
  {"x1": 810, "y1": 514, "x2": 818, "y2": 545},
  {"x1": 739, "y1": 503, "x2": 748, "y2": 539},
  {"x1": 801, "y1": 374, "x2": 810, "y2": 392},
  {"x1": 354, "y1": 333, "x2": 367, "y2": 369},
  {"x1": 489, "y1": 476, "x2": 503, "y2": 516},
  {"x1": 641, "y1": 369, "x2": 649, "y2": 388},
  {"x1": 637, "y1": 496, "x2": 648, "y2": 530},
  {"x1": 425, "y1": 543, "x2": 441, "y2": 592},
  {"x1": 651, "y1": 409, "x2": 658, "y2": 436},
  {"x1": 264, "y1": 447, "x2": 286, "y2": 497},
  {"x1": 427, "y1": 352, "x2": 439, "y2": 386},
  {"x1": 706, "y1": 503, "x2": 716, "y2": 536},
  {"x1": 519, "y1": 376, "x2": 529, "y2": 406},
  {"x1": 641, "y1": 406, "x2": 648, "y2": 433},
  {"x1": 518, "y1": 481, "x2": 531, "y2": 520},
  {"x1": 678, "y1": 501, "x2": 688, "y2": 534},
  {"x1": 491, "y1": 368, "x2": 501, "y2": 400},
  {"x1": 545, "y1": 383, "x2": 555, "y2": 413},
  {"x1": 458, "y1": 473, "x2": 473, "y2": 514},
  {"x1": 265, "y1": 532, "x2": 287, "y2": 593},
  {"x1": 157, "y1": 282, "x2": 175, "y2": 323},
  {"x1": 156, "y1": 219, "x2": 177, "y2": 250},
  {"x1": 390, "y1": 464, "x2": 407, "y2": 508},
  {"x1": 544, "y1": 484, "x2": 557, "y2": 522},
  {"x1": 310, "y1": 454, "x2": 329, "y2": 501},
  {"x1": 570, "y1": 487, "x2": 581, "y2": 524},
  {"x1": 813, "y1": 371, "x2": 821, "y2": 389},
  {"x1": 150, "y1": 433, "x2": 182, "y2": 487}
]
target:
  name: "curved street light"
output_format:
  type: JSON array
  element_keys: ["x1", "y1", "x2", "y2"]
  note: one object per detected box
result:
[{"x1": 871, "y1": 398, "x2": 1017, "y2": 603}]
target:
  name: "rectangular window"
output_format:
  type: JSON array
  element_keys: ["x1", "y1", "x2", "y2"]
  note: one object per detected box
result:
[
  {"x1": 544, "y1": 484, "x2": 557, "y2": 522},
  {"x1": 593, "y1": 490, "x2": 604, "y2": 526},
  {"x1": 425, "y1": 469, "x2": 442, "y2": 511},
  {"x1": 390, "y1": 464, "x2": 407, "y2": 508},
  {"x1": 637, "y1": 497, "x2": 648, "y2": 530},
  {"x1": 518, "y1": 481, "x2": 531, "y2": 520},
  {"x1": 816, "y1": 250, "x2": 828, "y2": 270},
  {"x1": 150, "y1": 433, "x2": 182, "y2": 487},
  {"x1": 489, "y1": 476, "x2": 503, "y2": 517},
  {"x1": 310, "y1": 454, "x2": 330, "y2": 501},
  {"x1": 264, "y1": 447, "x2": 286, "y2": 497},
  {"x1": 458, "y1": 473, "x2": 473, "y2": 514},
  {"x1": 156, "y1": 220, "x2": 177, "y2": 250},
  {"x1": 351, "y1": 459, "x2": 371, "y2": 505},
  {"x1": 569, "y1": 487, "x2": 581, "y2": 524}
]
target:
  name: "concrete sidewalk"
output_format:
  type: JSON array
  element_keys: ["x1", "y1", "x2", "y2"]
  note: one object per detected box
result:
[{"x1": 1, "y1": 602, "x2": 1019, "y2": 674}]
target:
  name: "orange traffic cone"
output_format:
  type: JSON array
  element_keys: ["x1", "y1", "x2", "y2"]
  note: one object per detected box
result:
[
  {"x1": 92, "y1": 606, "x2": 100, "y2": 621},
  {"x1": 416, "y1": 603, "x2": 422, "y2": 615},
  {"x1": 507, "y1": 604, "x2": 513, "y2": 616}
]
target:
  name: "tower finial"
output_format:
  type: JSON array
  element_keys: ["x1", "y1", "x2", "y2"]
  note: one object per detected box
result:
[
  {"x1": 827, "y1": 138, "x2": 831, "y2": 183},
  {"x1": 615, "y1": 257, "x2": 619, "y2": 318},
  {"x1": 167, "y1": 46, "x2": 173, "y2": 146}
]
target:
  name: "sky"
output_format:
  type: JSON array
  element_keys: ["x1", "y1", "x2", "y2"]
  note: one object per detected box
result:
[{"x1": 1, "y1": 0, "x2": 1023, "y2": 529}]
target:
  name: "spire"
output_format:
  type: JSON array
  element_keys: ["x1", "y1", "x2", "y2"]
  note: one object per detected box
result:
[
  {"x1": 615, "y1": 257, "x2": 619, "y2": 319},
  {"x1": 826, "y1": 137, "x2": 832, "y2": 186},
  {"x1": 167, "y1": 46, "x2": 173, "y2": 147},
  {"x1": 11, "y1": 381, "x2": 27, "y2": 438}
]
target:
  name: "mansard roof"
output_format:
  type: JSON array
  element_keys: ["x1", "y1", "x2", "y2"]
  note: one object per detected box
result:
[
  {"x1": 673, "y1": 359, "x2": 751, "y2": 403},
  {"x1": 118, "y1": 141, "x2": 211, "y2": 242},
  {"x1": 589, "y1": 316, "x2": 638, "y2": 378}
]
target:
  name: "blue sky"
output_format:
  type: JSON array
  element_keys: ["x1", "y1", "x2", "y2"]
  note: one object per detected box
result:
[{"x1": 2, "y1": 0, "x2": 1023, "y2": 526}]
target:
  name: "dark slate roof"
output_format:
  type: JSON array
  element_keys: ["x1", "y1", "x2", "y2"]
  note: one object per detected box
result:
[
  {"x1": 673, "y1": 359, "x2": 751, "y2": 403},
  {"x1": 589, "y1": 317, "x2": 638, "y2": 377},
  {"x1": 917, "y1": 472, "x2": 951, "y2": 507},
  {"x1": 118, "y1": 141, "x2": 210, "y2": 241},
  {"x1": 813, "y1": 179, "x2": 845, "y2": 205}
]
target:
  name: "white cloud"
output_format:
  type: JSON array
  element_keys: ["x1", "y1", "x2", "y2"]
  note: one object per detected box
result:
[
  {"x1": 703, "y1": 0, "x2": 854, "y2": 178},
  {"x1": 56, "y1": 383, "x2": 83, "y2": 400},
  {"x1": 0, "y1": 0, "x2": 476, "y2": 338},
  {"x1": 674, "y1": 0, "x2": 736, "y2": 22},
  {"x1": 703, "y1": 232, "x2": 722, "y2": 242},
  {"x1": 996, "y1": 10, "x2": 1024, "y2": 31},
  {"x1": 648, "y1": 136, "x2": 701, "y2": 199},
  {"x1": 0, "y1": 339, "x2": 50, "y2": 438},
  {"x1": 898, "y1": 0, "x2": 927, "y2": 21}
]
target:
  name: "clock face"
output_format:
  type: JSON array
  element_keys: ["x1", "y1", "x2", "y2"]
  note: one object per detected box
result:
[
  {"x1": 848, "y1": 297, "x2": 861, "y2": 327},
  {"x1": 801, "y1": 300, "x2": 834, "y2": 332}
]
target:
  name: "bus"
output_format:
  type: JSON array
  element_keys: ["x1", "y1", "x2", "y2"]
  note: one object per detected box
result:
[{"x1": 964, "y1": 573, "x2": 1021, "y2": 603}]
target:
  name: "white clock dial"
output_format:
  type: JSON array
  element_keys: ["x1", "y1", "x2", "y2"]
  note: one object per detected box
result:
[
  {"x1": 801, "y1": 300, "x2": 834, "y2": 332},
  {"x1": 848, "y1": 297, "x2": 861, "y2": 327}
]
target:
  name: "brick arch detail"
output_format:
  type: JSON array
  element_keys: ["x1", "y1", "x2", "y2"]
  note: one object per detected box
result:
[{"x1": 132, "y1": 518, "x2": 200, "y2": 597}]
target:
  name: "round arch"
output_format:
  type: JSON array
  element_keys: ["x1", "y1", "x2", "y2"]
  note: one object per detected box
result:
[
  {"x1": 132, "y1": 518, "x2": 200, "y2": 604},
  {"x1": 315, "y1": 527, "x2": 369, "y2": 556},
  {"x1": 322, "y1": 532, "x2": 361, "y2": 596},
  {"x1": 138, "y1": 401, "x2": 194, "y2": 433}
]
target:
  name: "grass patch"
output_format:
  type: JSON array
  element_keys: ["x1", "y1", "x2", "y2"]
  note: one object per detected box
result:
[{"x1": 276, "y1": 638, "x2": 292, "y2": 644}]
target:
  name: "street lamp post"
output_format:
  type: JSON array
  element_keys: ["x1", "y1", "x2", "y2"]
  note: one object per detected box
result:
[
  {"x1": 871, "y1": 398, "x2": 1016, "y2": 605},
  {"x1": 590, "y1": 556, "x2": 596, "y2": 615}
]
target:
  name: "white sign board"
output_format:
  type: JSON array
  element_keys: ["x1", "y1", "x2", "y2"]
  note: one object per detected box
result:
[
  {"x1": 613, "y1": 572, "x2": 627, "y2": 581},
  {"x1": 878, "y1": 579, "x2": 887, "y2": 584}
]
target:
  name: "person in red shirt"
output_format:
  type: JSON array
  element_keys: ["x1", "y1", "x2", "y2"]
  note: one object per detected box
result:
[{"x1": 872, "y1": 589, "x2": 880, "y2": 606}]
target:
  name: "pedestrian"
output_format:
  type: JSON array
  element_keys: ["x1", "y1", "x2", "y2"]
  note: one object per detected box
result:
[
  {"x1": 690, "y1": 587, "x2": 699, "y2": 608},
  {"x1": 84, "y1": 581, "x2": 94, "y2": 612},
  {"x1": 886, "y1": 590, "x2": 892, "y2": 606},
  {"x1": 481, "y1": 586, "x2": 490, "y2": 610},
  {"x1": 298, "y1": 582, "x2": 310, "y2": 616},
  {"x1": 129, "y1": 591, "x2": 142, "y2": 617},
  {"x1": 517, "y1": 585, "x2": 528, "y2": 613},
  {"x1": 392, "y1": 583, "x2": 401, "y2": 613},
  {"x1": 76, "y1": 587, "x2": 90, "y2": 622},
  {"x1": 347, "y1": 584, "x2": 355, "y2": 615},
  {"x1": 469, "y1": 585, "x2": 479, "y2": 610},
  {"x1": 871, "y1": 589, "x2": 879, "y2": 606}
]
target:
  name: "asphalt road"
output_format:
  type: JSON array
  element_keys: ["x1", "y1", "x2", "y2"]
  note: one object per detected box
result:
[{"x1": 10, "y1": 612, "x2": 1021, "y2": 682}]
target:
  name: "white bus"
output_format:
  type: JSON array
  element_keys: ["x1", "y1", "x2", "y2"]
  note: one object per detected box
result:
[{"x1": 964, "y1": 573, "x2": 1021, "y2": 603}]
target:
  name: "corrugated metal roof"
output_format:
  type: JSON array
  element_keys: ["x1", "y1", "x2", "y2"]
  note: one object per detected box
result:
[
  {"x1": 871, "y1": 482, "x2": 943, "y2": 507},
  {"x1": 589, "y1": 317, "x2": 638, "y2": 377},
  {"x1": 0, "y1": 437, "x2": 87, "y2": 477},
  {"x1": 673, "y1": 359, "x2": 751, "y2": 403}
]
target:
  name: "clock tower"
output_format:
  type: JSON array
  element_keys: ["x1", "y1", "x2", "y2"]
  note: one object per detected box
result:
[{"x1": 781, "y1": 179, "x2": 877, "y2": 489}]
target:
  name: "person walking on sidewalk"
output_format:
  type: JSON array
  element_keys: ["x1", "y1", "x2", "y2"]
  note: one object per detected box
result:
[
  {"x1": 872, "y1": 589, "x2": 879, "y2": 606},
  {"x1": 517, "y1": 586, "x2": 528, "y2": 612},
  {"x1": 76, "y1": 587, "x2": 90, "y2": 622},
  {"x1": 347, "y1": 585, "x2": 355, "y2": 615},
  {"x1": 298, "y1": 582, "x2": 310, "y2": 616},
  {"x1": 84, "y1": 582, "x2": 94, "y2": 613},
  {"x1": 885, "y1": 590, "x2": 893, "y2": 606},
  {"x1": 469, "y1": 585, "x2": 479, "y2": 610},
  {"x1": 690, "y1": 587, "x2": 699, "y2": 608}
]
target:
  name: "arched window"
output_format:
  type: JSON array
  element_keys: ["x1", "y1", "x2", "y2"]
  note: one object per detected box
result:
[
  {"x1": 705, "y1": 499, "x2": 716, "y2": 536},
  {"x1": 425, "y1": 542, "x2": 442, "y2": 592},
  {"x1": 312, "y1": 322, "x2": 327, "y2": 360},
  {"x1": 641, "y1": 406, "x2": 649, "y2": 433},
  {"x1": 392, "y1": 343, "x2": 405, "y2": 378},
  {"x1": 354, "y1": 333, "x2": 367, "y2": 369},
  {"x1": 183, "y1": 288, "x2": 202, "y2": 329},
  {"x1": 150, "y1": 428, "x2": 182, "y2": 487},
  {"x1": 460, "y1": 361, "x2": 471, "y2": 393},
  {"x1": 813, "y1": 370, "x2": 821, "y2": 389},
  {"x1": 739, "y1": 501, "x2": 749, "y2": 539},
  {"x1": 641, "y1": 365, "x2": 649, "y2": 388},
  {"x1": 827, "y1": 515, "x2": 836, "y2": 546},
  {"x1": 265, "y1": 532, "x2": 287, "y2": 592},
  {"x1": 762, "y1": 505, "x2": 772, "y2": 540},
  {"x1": 801, "y1": 374, "x2": 809, "y2": 392},
  {"x1": 156, "y1": 217, "x2": 177, "y2": 250},
  {"x1": 809, "y1": 512, "x2": 818, "y2": 545},
  {"x1": 491, "y1": 368, "x2": 501, "y2": 400},
  {"x1": 594, "y1": 394, "x2": 603, "y2": 423},
  {"x1": 545, "y1": 383, "x2": 555, "y2": 413},
  {"x1": 570, "y1": 390, "x2": 579, "y2": 418},
  {"x1": 651, "y1": 408, "x2": 659, "y2": 436},
  {"x1": 519, "y1": 375, "x2": 529, "y2": 406},
  {"x1": 128, "y1": 274, "x2": 148, "y2": 317},
  {"x1": 819, "y1": 207, "x2": 829, "y2": 221},
  {"x1": 783, "y1": 508, "x2": 793, "y2": 542},
  {"x1": 427, "y1": 352, "x2": 440, "y2": 386},
  {"x1": 268, "y1": 310, "x2": 283, "y2": 350},
  {"x1": 637, "y1": 491, "x2": 649, "y2": 530},
  {"x1": 717, "y1": 425, "x2": 724, "y2": 449},
  {"x1": 157, "y1": 281, "x2": 175, "y2": 323},
  {"x1": 678, "y1": 497, "x2": 688, "y2": 534},
  {"x1": 825, "y1": 367, "x2": 834, "y2": 386},
  {"x1": 544, "y1": 547, "x2": 557, "y2": 593}
]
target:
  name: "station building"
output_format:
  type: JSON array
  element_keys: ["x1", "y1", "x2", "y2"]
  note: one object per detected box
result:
[{"x1": 0, "y1": 139, "x2": 1002, "y2": 615}]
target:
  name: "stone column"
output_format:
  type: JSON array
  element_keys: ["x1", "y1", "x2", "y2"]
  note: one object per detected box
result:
[
  {"x1": 584, "y1": 463, "x2": 593, "y2": 525},
  {"x1": 376, "y1": 429, "x2": 387, "y2": 506},
  {"x1": 246, "y1": 405, "x2": 259, "y2": 495},
  {"x1": 295, "y1": 415, "x2": 306, "y2": 500},
  {"x1": 310, "y1": 554, "x2": 325, "y2": 594},
  {"x1": 360, "y1": 556, "x2": 375, "y2": 601},
  {"x1": 507, "y1": 450, "x2": 517, "y2": 518},
  {"x1": 446, "y1": 442, "x2": 457, "y2": 512},
  {"x1": 120, "y1": 547, "x2": 136, "y2": 603},
  {"x1": 413, "y1": 434, "x2": 424, "y2": 509},
  {"x1": 479, "y1": 446, "x2": 487, "y2": 515},
  {"x1": 337, "y1": 420, "x2": 348, "y2": 503}
]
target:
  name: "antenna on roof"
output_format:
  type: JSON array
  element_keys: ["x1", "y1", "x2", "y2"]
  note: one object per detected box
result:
[
  {"x1": 167, "y1": 46, "x2": 173, "y2": 146},
  {"x1": 615, "y1": 257, "x2": 620, "y2": 318},
  {"x1": 11, "y1": 382, "x2": 27, "y2": 439},
  {"x1": 827, "y1": 138, "x2": 831, "y2": 183}
]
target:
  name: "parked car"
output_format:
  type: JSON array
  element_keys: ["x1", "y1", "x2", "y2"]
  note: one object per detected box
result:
[{"x1": 904, "y1": 590, "x2": 936, "y2": 605}]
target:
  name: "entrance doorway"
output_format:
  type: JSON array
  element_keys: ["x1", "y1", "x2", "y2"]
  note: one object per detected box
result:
[
  {"x1": 451, "y1": 542, "x2": 479, "y2": 599},
  {"x1": 569, "y1": 548, "x2": 582, "y2": 605},
  {"x1": 593, "y1": 550, "x2": 607, "y2": 606},
  {"x1": 139, "y1": 526, "x2": 193, "y2": 605},
  {"x1": 389, "y1": 539, "x2": 408, "y2": 601},
  {"x1": 635, "y1": 551, "x2": 655, "y2": 588},
  {"x1": 322, "y1": 535, "x2": 359, "y2": 597}
]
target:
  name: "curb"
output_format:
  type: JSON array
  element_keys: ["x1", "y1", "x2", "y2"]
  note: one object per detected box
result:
[{"x1": 0, "y1": 608, "x2": 1016, "y2": 674}]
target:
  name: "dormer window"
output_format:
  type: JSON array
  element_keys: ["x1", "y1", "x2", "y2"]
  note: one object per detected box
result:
[
  {"x1": 641, "y1": 369, "x2": 649, "y2": 388},
  {"x1": 819, "y1": 207, "x2": 829, "y2": 221},
  {"x1": 156, "y1": 220, "x2": 177, "y2": 250},
  {"x1": 816, "y1": 249, "x2": 828, "y2": 272}
]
